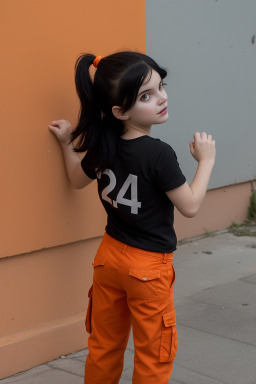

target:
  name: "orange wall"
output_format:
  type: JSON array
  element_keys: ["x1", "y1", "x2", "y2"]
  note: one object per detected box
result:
[
  {"x1": 0, "y1": 0, "x2": 146, "y2": 378},
  {"x1": 0, "y1": 237, "x2": 102, "y2": 378},
  {"x1": 0, "y1": 0, "x2": 146, "y2": 259}
]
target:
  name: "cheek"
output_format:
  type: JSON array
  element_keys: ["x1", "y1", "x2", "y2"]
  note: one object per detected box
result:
[{"x1": 135, "y1": 103, "x2": 155, "y2": 118}]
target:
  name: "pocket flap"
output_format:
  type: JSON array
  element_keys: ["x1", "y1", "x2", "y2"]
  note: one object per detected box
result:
[
  {"x1": 93, "y1": 254, "x2": 106, "y2": 267},
  {"x1": 88, "y1": 285, "x2": 93, "y2": 298},
  {"x1": 129, "y1": 269, "x2": 161, "y2": 281},
  {"x1": 163, "y1": 309, "x2": 176, "y2": 327}
]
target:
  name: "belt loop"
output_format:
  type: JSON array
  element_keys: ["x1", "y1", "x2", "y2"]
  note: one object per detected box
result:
[
  {"x1": 121, "y1": 244, "x2": 128, "y2": 254},
  {"x1": 162, "y1": 253, "x2": 167, "y2": 264}
]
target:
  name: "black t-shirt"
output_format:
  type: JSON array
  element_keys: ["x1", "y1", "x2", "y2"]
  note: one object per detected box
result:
[{"x1": 81, "y1": 135, "x2": 186, "y2": 253}]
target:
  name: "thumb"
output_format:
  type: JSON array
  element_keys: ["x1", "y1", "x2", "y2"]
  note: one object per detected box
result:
[{"x1": 189, "y1": 141, "x2": 195, "y2": 153}]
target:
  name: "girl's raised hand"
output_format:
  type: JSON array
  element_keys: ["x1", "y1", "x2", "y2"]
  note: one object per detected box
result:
[
  {"x1": 48, "y1": 119, "x2": 72, "y2": 146},
  {"x1": 189, "y1": 132, "x2": 216, "y2": 164}
]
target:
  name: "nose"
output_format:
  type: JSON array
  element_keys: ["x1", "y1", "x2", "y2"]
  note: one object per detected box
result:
[{"x1": 158, "y1": 89, "x2": 168, "y2": 105}]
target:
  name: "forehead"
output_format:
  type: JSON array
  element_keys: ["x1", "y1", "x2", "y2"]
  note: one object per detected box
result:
[{"x1": 139, "y1": 70, "x2": 161, "y2": 91}]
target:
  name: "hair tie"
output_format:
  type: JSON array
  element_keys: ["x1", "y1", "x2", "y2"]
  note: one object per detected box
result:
[{"x1": 93, "y1": 56, "x2": 102, "y2": 68}]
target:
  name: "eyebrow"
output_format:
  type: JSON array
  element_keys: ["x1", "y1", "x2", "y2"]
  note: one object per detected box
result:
[{"x1": 137, "y1": 88, "x2": 152, "y2": 97}]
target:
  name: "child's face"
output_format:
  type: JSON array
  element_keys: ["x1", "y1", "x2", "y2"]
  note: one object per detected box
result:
[{"x1": 125, "y1": 69, "x2": 168, "y2": 129}]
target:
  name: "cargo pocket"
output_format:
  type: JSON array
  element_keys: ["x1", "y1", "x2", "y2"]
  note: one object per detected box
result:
[
  {"x1": 159, "y1": 308, "x2": 178, "y2": 362},
  {"x1": 85, "y1": 285, "x2": 93, "y2": 334},
  {"x1": 129, "y1": 269, "x2": 161, "y2": 299}
]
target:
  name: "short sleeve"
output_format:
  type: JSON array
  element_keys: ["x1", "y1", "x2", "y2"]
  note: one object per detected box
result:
[
  {"x1": 154, "y1": 146, "x2": 186, "y2": 192},
  {"x1": 81, "y1": 152, "x2": 97, "y2": 180}
]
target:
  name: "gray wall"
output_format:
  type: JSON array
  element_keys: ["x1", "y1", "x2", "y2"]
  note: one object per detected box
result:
[{"x1": 146, "y1": 0, "x2": 256, "y2": 189}]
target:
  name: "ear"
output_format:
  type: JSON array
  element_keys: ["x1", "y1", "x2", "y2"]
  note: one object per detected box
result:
[{"x1": 112, "y1": 106, "x2": 129, "y2": 121}]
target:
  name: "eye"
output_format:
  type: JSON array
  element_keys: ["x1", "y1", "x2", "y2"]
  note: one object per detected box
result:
[
  {"x1": 141, "y1": 93, "x2": 150, "y2": 101},
  {"x1": 160, "y1": 82, "x2": 167, "y2": 90}
]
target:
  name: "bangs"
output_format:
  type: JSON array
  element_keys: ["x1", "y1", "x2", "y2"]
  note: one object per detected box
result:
[
  {"x1": 117, "y1": 63, "x2": 149, "y2": 112},
  {"x1": 116, "y1": 62, "x2": 167, "y2": 112}
]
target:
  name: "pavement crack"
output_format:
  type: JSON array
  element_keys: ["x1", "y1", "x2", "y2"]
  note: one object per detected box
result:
[{"x1": 46, "y1": 363, "x2": 84, "y2": 378}]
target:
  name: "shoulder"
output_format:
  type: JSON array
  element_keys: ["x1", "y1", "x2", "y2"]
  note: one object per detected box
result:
[
  {"x1": 146, "y1": 137, "x2": 176, "y2": 160},
  {"x1": 147, "y1": 136, "x2": 173, "y2": 150}
]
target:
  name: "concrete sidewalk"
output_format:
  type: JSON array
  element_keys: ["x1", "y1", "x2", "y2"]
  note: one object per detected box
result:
[{"x1": 1, "y1": 228, "x2": 256, "y2": 384}]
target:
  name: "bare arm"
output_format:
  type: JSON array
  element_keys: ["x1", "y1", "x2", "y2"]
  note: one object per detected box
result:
[
  {"x1": 48, "y1": 119, "x2": 94, "y2": 189},
  {"x1": 166, "y1": 132, "x2": 216, "y2": 218}
]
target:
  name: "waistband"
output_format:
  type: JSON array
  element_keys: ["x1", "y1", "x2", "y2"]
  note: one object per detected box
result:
[{"x1": 103, "y1": 232, "x2": 173, "y2": 262}]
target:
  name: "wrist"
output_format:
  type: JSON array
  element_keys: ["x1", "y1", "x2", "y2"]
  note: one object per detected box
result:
[
  {"x1": 198, "y1": 158, "x2": 215, "y2": 167},
  {"x1": 61, "y1": 141, "x2": 73, "y2": 151}
]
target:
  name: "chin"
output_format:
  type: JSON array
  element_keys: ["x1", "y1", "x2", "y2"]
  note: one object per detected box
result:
[
  {"x1": 156, "y1": 115, "x2": 169, "y2": 124},
  {"x1": 163, "y1": 113, "x2": 169, "y2": 121}
]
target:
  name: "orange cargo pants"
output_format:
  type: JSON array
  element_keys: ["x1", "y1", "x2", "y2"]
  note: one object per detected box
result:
[{"x1": 84, "y1": 232, "x2": 178, "y2": 384}]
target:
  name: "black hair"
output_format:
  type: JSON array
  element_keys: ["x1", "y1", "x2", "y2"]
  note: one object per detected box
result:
[{"x1": 71, "y1": 51, "x2": 167, "y2": 174}]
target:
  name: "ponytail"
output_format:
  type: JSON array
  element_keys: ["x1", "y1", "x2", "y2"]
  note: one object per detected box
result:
[{"x1": 72, "y1": 54, "x2": 101, "y2": 151}]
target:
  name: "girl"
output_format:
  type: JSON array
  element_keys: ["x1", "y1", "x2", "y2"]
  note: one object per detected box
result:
[{"x1": 48, "y1": 51, "x2": 216, "y2": 384}]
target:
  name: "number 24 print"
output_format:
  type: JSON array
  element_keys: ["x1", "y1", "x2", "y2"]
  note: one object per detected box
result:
[{"x1": 97, "y1": 169, "x2": 141, "y2": 214}]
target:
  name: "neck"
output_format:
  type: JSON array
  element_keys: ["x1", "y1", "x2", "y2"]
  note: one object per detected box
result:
[{"x1": 121, "y1": 122, "x2": 152, "y2": 139}]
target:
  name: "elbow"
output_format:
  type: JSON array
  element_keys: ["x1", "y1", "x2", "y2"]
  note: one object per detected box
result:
[
  {"x1": 71, "y1": 182, "x2": 85, "y2": 190},
  {"x1": 184, "y1": 210, "x2": 197, "y2": 218},
  {"x1": 69, "y1": 178, "x2": 84, "y2": 189},
  {"x1": 181, "y1": 206, "x2": 199, "y2": 218},
  {"x1": 70, "y1": 176, "x2": 93, "y2": 189}
]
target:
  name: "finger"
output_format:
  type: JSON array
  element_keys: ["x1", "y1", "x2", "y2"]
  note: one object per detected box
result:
[
  {"x1": 194, "y1": 132, "x2": 200, "y2": 141},
  {"x1": 51, "y1": 120, "x2": 63, "y2": 127},
  {"x1": 208, "y1": 134, "x2": 212, "y2": 141},
  {"x1": 201, "y1": 132, "x2": 207, "y2": 139},
  {"x1": 49, "y1": 122, "x2": 60, "y2": 128},
  {"x1": 48, "y1": 125, "x2": 59, "y2": 134}
]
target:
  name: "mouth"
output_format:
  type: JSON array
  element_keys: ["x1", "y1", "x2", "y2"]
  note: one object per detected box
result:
[{"x1": 158, "y1": 106, "x2": 168, "y2": 115}]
